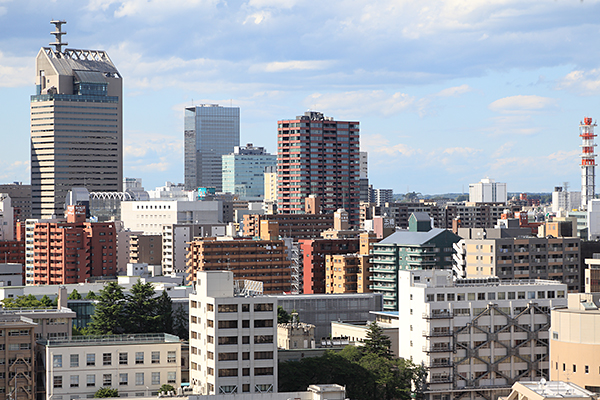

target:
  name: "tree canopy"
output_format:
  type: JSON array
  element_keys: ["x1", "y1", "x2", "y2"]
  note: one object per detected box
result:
[
  {"x1": 68, "y1": 289, "x2": 82, "y2": 300},
  {"x1": 277, "y1": 306, "x2": 291, "y2": 324},
  {"x1": 1, "y1": 294, "x2": 57, "y2": 309},
  {"x1": 363, "y1": 322, "x2": 393, "y2": 359},
  {"x1": 87, "y1": 280, "x2": 176, "y2": 336},
  {"x1": 93, "y1": 387, "x2": 119, "y2": 398}
]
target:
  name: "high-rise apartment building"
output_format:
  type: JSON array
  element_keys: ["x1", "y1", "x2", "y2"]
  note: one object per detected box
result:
[
  {"x1": 277, "y1": 111, "x2": 360, "y2": 225},
  {"x1": 222, "y1": 144, "x2": 276, "y2": 200},
  {"x1": 184, "y1": 105, "x2": 240, "y2": 191},
  {"x1": 31, "y1": 21, "x2": 123, "y2": 219}
]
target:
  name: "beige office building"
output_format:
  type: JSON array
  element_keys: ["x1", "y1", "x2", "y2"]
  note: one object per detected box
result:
[
  {"x1": 550, "y1": 293, "x2": 600, "y2": 393},
  {"x1": 31, "y1": 21, "x2": 123, "y2": 219}
]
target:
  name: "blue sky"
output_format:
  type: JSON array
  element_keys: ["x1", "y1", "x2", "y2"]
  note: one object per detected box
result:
[{"x1": 2, "y1": 0, "x2": 600, "y2": 195}]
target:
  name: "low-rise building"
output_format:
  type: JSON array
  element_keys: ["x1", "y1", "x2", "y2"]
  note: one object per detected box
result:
[
  {"x1": 550, "y1": 292, "x2": 600, "y2": 393},
  {"x1": 277, "y1": 313, "x2": 315, "y2": 350},
  {"x1": 502, "y1": 381, "x2": 596, "y2": 400},
  {"x1": 331, "y1": 311, "x2": 399, "y2": 357},
  {"x1": 400, "y1": 269, "x2": 568, "y2": 400},
  {"x1": 38, "y1": 333, "x2": 181, "y2": 399},
  {"x1": 0, "y1": 314, "x2": 36, "y2": 400}
]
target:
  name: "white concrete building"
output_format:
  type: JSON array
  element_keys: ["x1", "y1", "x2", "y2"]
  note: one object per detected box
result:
[
  {"x1": 0, "y1": 193, "x2": 14, "y2": 240},
  {"x1": 586, "y1": 199, "x2": 600, "y2": 240},
  {"x1": 120, "y1": 200, "x2": 223, "y2": 235},
  {"x1": 162, "y1": 223, "x2": 226, "y2": 274},
  {"x1": 148, "y1": 182, "x2": 193, "y2": 201},
  {"x1": 469, "y1": 178, "x2": 507, "y2": 204},
  {"x1": 39, "y1": 333, "x2": 182, "y2": 399},
  {"x1": 399, "y1": 269, "x2": 568, "y2": 400},
  {"x1": 189, "y1": 272, "x2": 277, "y2": 395},
  {"x1": 552, "y1": 187, "x2": 581, "y2": 213}
]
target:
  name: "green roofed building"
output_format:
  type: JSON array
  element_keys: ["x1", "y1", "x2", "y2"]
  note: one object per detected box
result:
[{"x1": 370, "y1": 212, "x2": 461, "y2": 310}]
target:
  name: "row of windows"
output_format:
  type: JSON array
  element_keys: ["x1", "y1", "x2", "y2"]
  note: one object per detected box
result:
[
  {"x1": 53, "y1": 351, "x2": 176, "y2": 368},
  {"x1": 423, "y1": 290, "x2": 565, "y2": 302},
  {"x1": 207, "y1": 367, "x2": 273, "y2": 377},
  {"x1": 54, "y1": 371, "x2": 176, "y2": 388}
]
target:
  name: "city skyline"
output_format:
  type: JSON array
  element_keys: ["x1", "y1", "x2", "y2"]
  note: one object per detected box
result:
[{"x1": 2, "y1": 2, "x2": 600, "y2": 193}]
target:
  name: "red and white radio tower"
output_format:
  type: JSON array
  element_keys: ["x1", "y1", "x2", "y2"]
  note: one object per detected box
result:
[{"x1": 580, "y1": 117, "x2": 597, "y2": 210}]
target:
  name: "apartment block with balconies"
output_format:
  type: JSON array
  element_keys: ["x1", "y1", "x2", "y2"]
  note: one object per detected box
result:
[{"x1": 399, "y1": 269, "x2": 568, "y2": 400}]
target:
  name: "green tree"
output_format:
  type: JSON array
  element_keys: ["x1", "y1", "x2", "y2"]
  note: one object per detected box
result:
[
  {"x1": 93, "y1": 387, "x2": 119, "y2": 398},
  {"x1": 68, "y1": 289, "x2": 82, "y2": 300},
  {"x1": 87, "y1": 282, "x2": 127, "y2": 335},
  {"x1": 156, "y1": 290, "x2": 173, "y2": 334},
  {"x1": 277, "y1": 306, "x2": 290, "y2": 324},
  {"x1": 363, "y1": 322, "x2": 392, "y2": 359},
  {"x1": 172, "y1": 306, "x2": 188, "y2": 340},
  {"x1": 125, "y1": 279, "x2": 159, "y2": 333},
  {"x1": 160, "y1": 384, "x2": 175, "y2": 394},
  {"x1": 85, "y1": 291, "x2": 97, "y2": 300}
]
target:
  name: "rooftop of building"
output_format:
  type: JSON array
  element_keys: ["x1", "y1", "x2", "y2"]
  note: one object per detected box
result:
[
  {"x1": 378, "y1": 227, "x2": 448, "y2": 245},
  {"x1": 0, "y1": 315, "x2": 36, "y2": 326},
  {"x1": 38, "y1": 333, "x2": 180, "y2": 347},
  {"x1": 39, "y1": 47, "x2": 120, "y2": 77},
  {"x1": 0, "y1": 307, "x2": 75, "y2": 316},
  {"x1": 509, "y1": 381, "x2": 595, "y2": 399}
]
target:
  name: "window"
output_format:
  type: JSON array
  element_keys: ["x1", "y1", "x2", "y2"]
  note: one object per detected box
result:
[
  {"x1": 498, "y1": 292, "x2": 506, "y2": 300},
  {"x1": 586, "y1": 365, "x2": 589, "y2": 374},
  {"x1": 254, "y1": 320, "x2": 274, "y2": 328},
  {"x1": 518, "y1": 292, "x2": 525, "y2": 299},
  {"x1": 207, "y1": 368, "x2": 214, "y2": 376},
  {"x1": 119, "y1": 352, "x2": 128, "y2": 365},
  {"x1": 218, "y1": 320, "x2": 237, "y2": 329},
  {"x1": 467, "y1": 293, "x2": 475, "y2": 300},
  {"x1": 242, "y1": 320, "x2": 250, "y2": 328},
  {"x1": 87, "y1": 375, "x2": 95, "y2": 387},
  {"x1": 218, "y1": 336, "x2": 238, "y2": 345},
  {"x1": 70, "y1": 375, "x2": 79, "y2": 388},
  {"x1": 447, "y1": 293, "x2": 455, "y2": 301},
  {"x1": 54, "y1": 375, "x2": 63, "y2": 388},
  {"x1": 218, "y1": 304, "x2": 237, "y2": 313},
  {"x1": 151, "y1": 372, "x2": 160, "y2": 385},
  {"x1": 53, "y1": 354, "x2": 62, "y2": 368},
  {"x1": 167, "y1": 372, "x2": 176, "y2": 384},
  {"x1": 242, "y1": 304, "x2": 250, "y2": 312},
  {"x1": 70, "y1": 354, "x2": 79, "y2": 368},
  {"x1": 207, "y1": 304, "x2": 214, "y2": 312},
  {"x1": 254, "y1": 303, "x2": 274, "y2": 312},
  {"x1": 242, "y1": 352, "x2": 250, "y2": 360},
  {"x1": 254, "y1": 335, "x2": 273, "y2": 344},
  {"x1": 254, "y1": 367, "x2": 274, "y2": 376},
  {"x1": 119, "y1": 373, "x2": 128, "y2": 386},
  {"x1": 254, "y1": 351, "x2": 273, "y2": 360},
  {"x1": 488, "y1": 293, "x2": 496, "y2": 300},
  {"x1": 573, "y1": 365, "x2": 577, "y2": 373},
  {"x1": 243, "y1": 368, "x2": 250, "y2": 376},
  {"x1": 207, "y1": 336, "x2": 214, "y2": 344},
  {"x1": 86, "y1": 353, "x2": 95, "y2": 366},
  {"x1": 151, "y1": 351, "x2": 160, "y2": 364},
  {"x1": 103, "y1": 353, "x2": 111, "y2": 366},
  {"x1": 135, "y1": 352, "x2": 144, "y2": 364},
  {"x1": 218, "y1": 353, "x2": 238, "y2": 361},
  {"x1": 243, "y1": 384, "x2": 250, "y2": 392},
  {"x1": 167, "y1": 351, "x2": 176, "y2": 363},
  {"x1": 135, "y1": 373, "x2": 144, "y2": 386},
  {"x1": 219, "y1": 369, "x2": 238, "y2": 377},
  {"x1": 103, "y1": 374, "x2": 112, "y2": 387},
  {"x1": 508, "y1": 292, "x2": 516, "y2": 300}
]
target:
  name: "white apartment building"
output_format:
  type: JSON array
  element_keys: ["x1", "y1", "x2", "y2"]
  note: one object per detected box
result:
[
  {"x1": 147, "y1": 182, "x2": 193, "y2": 201},
  {"x1": 39, "y1": 333, "x2": 181, "y2": 399},
  {"x1": 162, "y1": 223, "x2": 226, "y2": 274},
  {"x1": 0, "y1": 194, "x2": 14, "y2": 240},
  {"x1": 469, "y1": 178, "x2": 507, "y2": 204},
  {"x1": 120, "y1": 200, "x2": 223, "y2": 235},
  {"x1": 551, "y1": 187, "x2": 581, "y2": 213},
  {"x1": 189, "y1": 271, "x2": 277, "y2": 395},
  {"x1": 399, "y1": 269, "x2": 568, "y2": 400}
]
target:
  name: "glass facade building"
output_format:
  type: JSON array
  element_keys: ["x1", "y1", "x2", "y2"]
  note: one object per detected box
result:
[
  {"x1": 221, "y1": 144, "x2": 276, "y2": 200},
  {"x1": 184, "y1": 105, "x2": 240, "y2": 191}
]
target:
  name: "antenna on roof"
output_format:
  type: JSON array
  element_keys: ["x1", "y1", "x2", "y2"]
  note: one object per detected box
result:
[{"x1": 50, "y1": 20, "x2": 68, "y2": 52}]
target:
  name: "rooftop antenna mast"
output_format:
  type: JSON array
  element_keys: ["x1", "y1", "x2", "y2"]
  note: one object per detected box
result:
[{"x1": 49, "y1": 20, "x2": 68, "y2": 52}]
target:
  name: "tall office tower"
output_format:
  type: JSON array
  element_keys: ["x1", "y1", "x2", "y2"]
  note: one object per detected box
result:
[
  {"x1": 184, "y1": 104, "x2": 240, "y2": 191},
  {"x1": 359, "y1": 151, "x2": 369, "y2": 202},
  {"x1": 222, "y1": 144, "x2": 276, "y2": 200},
  {"x1": 30, "y1": 21, "x2": 123, "y2": 219},
  {"x1": 277, "y1": 111, "x2": 360, "y2": 225}
]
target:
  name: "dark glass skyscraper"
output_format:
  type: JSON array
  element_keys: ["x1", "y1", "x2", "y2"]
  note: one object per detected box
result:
[{"x1": 184, "y1": 104, "x2": 240, "y2": 191}]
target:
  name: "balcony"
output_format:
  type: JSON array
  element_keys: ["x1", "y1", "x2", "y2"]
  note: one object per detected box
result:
[
  {"x1": 423, "y1": 311, "x2": 452, "y2": 319},
  {"x1": 423, "y1": 345, "x2": 453, "y2": 353},
  {"x1": 423, "y1": 330, "x2": 453, "y2": 337}
]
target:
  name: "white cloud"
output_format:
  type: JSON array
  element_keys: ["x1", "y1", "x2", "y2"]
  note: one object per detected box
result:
[
  {"x1": 435, "y1": 84, "x2": 472, "y2": 97},
  {"x1": 87, "y1": 0, "x2": 219, "y2": 18},
  {"x1": 244, "y1": 11, "x2": 271, "y2": 24},
  {"x1": 246, "y1": 0, "x2": 298, "y2": 9},
  {"x1": 361, "y1": 134, "x2": 418, "y2": 157},
  {"x1": 304, "y1": 90, "x2": 415, "y2": 118},
  {"x1": 488, "y1": 95, "x2": 557, "y2": 114},
  {"x1": 260, "y1": 60, "x2": 333, "y2": 72},
  {"x1": 556, "y1": 69, "x2": 600, "y2": 96},
  {"x1": 0, "y1": 51, "x2": 33, "y2": 88}
]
